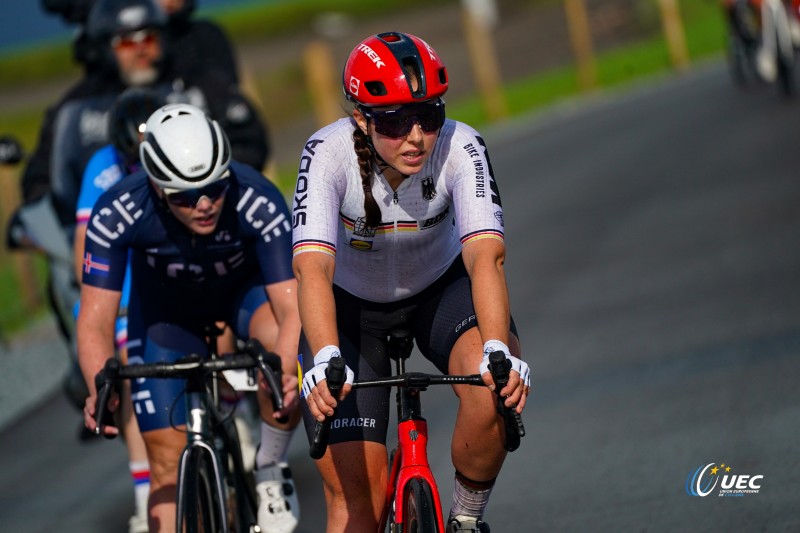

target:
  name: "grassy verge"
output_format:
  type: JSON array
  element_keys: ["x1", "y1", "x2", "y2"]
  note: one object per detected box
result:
[
  {"x1": 444, "y1": 0, "x2": 726, "y2": 128},
  {"x1": 0, "y1": 0, "x2": 727, "y2": 335}
]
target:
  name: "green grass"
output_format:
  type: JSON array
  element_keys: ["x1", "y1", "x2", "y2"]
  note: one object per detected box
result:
[
  {"x1": 0, "y1": 0, "x2": 728, "y2": 335},
  {"x1": 0, "y1": 257, "x2": 48, "y2": 338}
]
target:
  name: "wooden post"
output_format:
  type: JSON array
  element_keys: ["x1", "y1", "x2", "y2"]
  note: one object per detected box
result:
[
  {"x1": 564, "y1": 0, "x2": 597, "y2": 91},
  {"x1": 303, "y1": 39, "x2": 343, "y2": 129},
  {"x1": 658, "y1": 0, "x2": 690, "y2": 71},
  {"x1": 0, "y1": 166, "x2": 42, "y2": 311},
  {"x1": 461, "y1": 3, "x2": 508, "y2": 122}
]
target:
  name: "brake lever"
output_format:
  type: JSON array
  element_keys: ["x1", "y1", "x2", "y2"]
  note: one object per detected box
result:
[
  {"x1": 487, "y1": 351, "x2": 526, "y2": 452},
  {"x1": 93, "y1": 358, "x2": 120, "y2": 439}
]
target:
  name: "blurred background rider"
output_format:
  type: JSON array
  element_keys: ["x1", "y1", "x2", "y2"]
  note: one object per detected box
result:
[{"x1": 18, "y1": 0, "x2": 269, "y2": 424}]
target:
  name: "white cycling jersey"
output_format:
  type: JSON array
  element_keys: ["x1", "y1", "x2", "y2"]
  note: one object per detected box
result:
[{"x1": 291, "y1": 117, "x2": 504, "y2": 303}]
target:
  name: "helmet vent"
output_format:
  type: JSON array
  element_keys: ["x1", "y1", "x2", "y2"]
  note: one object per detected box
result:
[
  {"x1": 141, "y1": 149, "x2": 171, "y2": 183},
  {"x1": 402, "y1": 59, "x2": 425, "y2": 99},
  {"x1": 365, "y1": 82, "x2": 387, "y2": 96},
  {"x1": 379, "y1": 32, "x2": 402, "y2": 43}
]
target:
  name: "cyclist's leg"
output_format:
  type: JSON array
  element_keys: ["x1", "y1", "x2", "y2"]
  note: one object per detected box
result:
[
  {"x1": 141, "y1": 427, "x2": 187, "y2": 532},
  {"x1": 128, "y1": 303, "x2": 210, "y2": 532},
  {"x1": 448, "y1": 328, "x2": 522, "y2": 477},
  {"x1": 232, "y1": 281, "x2": 301, "y2": 532},
  {"x1": 447, "y1": 329, "x2": 521, "y2": 526},
  {"x1": 411, "y1": 257, "x2": 521, "y2": 523},
  {"x1": 116, "y1": 315, "x2": 151, "y2": 533},
  {"x1": 231, "y1": 281, "x2": 296, "y2": 430},
  {"x1": 314, "y1": 440, "x2": 389, "y2": 532},
  {"x1": 299, "y1": 286, "x2": 395, "y2": 531}
]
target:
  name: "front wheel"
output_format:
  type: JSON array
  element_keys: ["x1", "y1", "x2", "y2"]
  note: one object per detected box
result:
[
  {"x1": 401, "y1": 478, "x2": 440, "y2": 533},
  {"x1": 178, "y1": 447, "x2": 227, "y2": 533}
]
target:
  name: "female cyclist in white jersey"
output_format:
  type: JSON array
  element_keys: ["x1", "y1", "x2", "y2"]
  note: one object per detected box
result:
[{"x1": 292, "y1": 31, "x2": 531, "y2": 533}]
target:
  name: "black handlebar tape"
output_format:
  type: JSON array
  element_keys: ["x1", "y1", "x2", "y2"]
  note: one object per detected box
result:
[
  {"x1": 488, "y1": 351, "x2": 526, "y2": 452},
  {"x1": 93, "y1": 358, "x2": 120, "y2": 439},
  {"x1": 309, "y1": 356, "x2": 346, "y2": 459}
]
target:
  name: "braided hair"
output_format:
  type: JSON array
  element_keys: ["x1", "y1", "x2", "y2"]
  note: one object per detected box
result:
[{"x1": 353, "y1": 127, "x2": 383, "y2": 228}]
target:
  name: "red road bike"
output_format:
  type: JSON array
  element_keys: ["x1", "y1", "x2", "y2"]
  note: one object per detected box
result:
[{"x1": 310, "y1": 330, "x2": 525, "y2": 532}]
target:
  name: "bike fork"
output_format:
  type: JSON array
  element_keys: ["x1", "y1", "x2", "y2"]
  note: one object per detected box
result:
[
  {"x1": 176, "y1": 440, "x2": 229, "y2": 532},
  {"x1": 385, "y1": 418, "x2": 446, "y2": 532}
]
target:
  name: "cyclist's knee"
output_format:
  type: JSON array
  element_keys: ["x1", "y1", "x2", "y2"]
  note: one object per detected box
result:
[
  {"x1": 249, "y1": 302, "x2": 279, "y2": 351},
  {"x1": 141, "y1": 427, "x2": 184, "y2": 484},
  {"x1": 448, "y1": 330, "x2": 482, "y2": 375}
]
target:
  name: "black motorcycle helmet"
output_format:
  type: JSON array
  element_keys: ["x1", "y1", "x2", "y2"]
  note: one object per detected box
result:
[
  {"x1": 108, "y1": 87, "x2": 166, "y2": 167},
  {"x1": 85, "y1": 0, "x2": 167, "y2": 73},
  {"x1": 86, "y1": 0, "x2": 167, "y2": 41}
]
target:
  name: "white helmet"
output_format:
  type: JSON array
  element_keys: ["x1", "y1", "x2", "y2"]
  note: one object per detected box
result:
[{"x1": 139, "y1": 103, "x2": 231, "y2": 191}]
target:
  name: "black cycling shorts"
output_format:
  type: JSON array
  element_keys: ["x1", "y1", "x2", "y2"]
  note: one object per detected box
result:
[{"x1": 300, "y1": 256, "x2": 518, "y2": 446}]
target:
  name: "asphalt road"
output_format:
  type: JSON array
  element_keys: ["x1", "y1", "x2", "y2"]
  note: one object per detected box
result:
[{"x1": 2, "y1": 60, "x2": 799, "y2": 532}]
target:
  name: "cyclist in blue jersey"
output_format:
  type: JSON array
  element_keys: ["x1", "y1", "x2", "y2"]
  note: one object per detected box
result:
[
  {"x1": 73, "y1": 87, "x2": 164, "y2": 533},
  {"x1": 293, "y1": 32, "x2": 531, "y2": 533},
  {"x1": 78, "y1": 103, "x2": 301, "y2": 533}
]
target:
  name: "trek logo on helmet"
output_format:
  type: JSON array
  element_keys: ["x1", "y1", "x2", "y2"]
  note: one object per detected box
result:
[
  {"x1": 356, "y1": 43, "x2": 386, "y2": 68},
  {"x1": 421, "y1": 40, "x2": 438, "y2": 61},
  {"x1": 349, "y1": 76, "x2": 361, "y2": 97}
]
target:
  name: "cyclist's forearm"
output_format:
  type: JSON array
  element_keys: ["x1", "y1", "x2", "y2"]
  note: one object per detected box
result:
[
  {"x1": 293, "y1": 253, "x2": 339, "y2": 355},
  {"x1": 265, "y1": 278, "x2": 303, "y2": 373},
  {"x1": 76, "y1": 285, "x2": 121, "y2": 395},
  {"x1": 463, "y1": 240, "x2": 512, "y2": 346}
]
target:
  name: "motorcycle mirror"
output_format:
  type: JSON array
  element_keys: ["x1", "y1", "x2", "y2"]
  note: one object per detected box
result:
[{"x1": 0, "y1": 136, "x2": 24, "y2": 165}]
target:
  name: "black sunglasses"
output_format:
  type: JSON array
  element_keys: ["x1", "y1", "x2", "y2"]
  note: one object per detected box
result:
[
  {"x1": 165, "y1": 180, "x2": 229, "y2": 208},
  {"x1": 360, "y1": 99, "x2": 446, "y2": 138}
]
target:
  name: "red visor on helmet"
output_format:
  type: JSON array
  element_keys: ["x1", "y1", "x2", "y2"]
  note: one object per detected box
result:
[{"x1": 343, "y1": 32, "x2": 448, "y2": 107}]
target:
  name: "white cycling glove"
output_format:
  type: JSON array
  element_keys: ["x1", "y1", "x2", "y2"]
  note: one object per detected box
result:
[
  {"x1": 301, "y1": 345, "x2": 355, "y2": 399},
  {"x1": 478, "y1": 340, "x2": 531, "y2": 389}
]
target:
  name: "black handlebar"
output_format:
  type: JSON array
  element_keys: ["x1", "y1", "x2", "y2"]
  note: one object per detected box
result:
[
  {"x1": 92, "y1": 340, "x2": 286, "y2": 436},
  {"x1": 487, "y1": 350, "x2": 526, "y2": 452},
  {"x1": 309, "y1": 356, "x2": 346, "y2": 460},
  {"x1": 308, "y1": 350, "x2": 527, "y2": 458}
]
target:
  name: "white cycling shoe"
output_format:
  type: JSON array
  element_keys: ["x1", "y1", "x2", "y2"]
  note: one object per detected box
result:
[
  {"x1": 255, "y1": 462, "x2": 300, "y2": 533},
  {"x1": 128, "y1": 511, "x2": 149, "y2": 533},
  {"x1": 447, "y1": 514, "x2": 491, "y2": 533},
  {"x1": 755, "y1": 47, "x2": 778, "y2": 83}
]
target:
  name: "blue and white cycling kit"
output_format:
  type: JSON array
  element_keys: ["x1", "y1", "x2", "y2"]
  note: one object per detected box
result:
[{"x1": 82, "y1": 161, "x2": 293, "y2": 431}]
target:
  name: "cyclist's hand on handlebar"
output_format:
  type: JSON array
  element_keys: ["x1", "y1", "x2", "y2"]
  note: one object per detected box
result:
[
  {"x1": 277, "y1": 370, "x2": 300, "y2": 419},
  {"x1": 256, "y1": 358, "x2": 300, "y2": 420},
  {"x1": 479, "y1": 340, "x2": 531, "y2": 414},
  {"x1": 84, "y1": 391, "x2": 120, "y2": 437},
  {"x1": 301, "y1": 345, "x2": 354, "y2": 422}
]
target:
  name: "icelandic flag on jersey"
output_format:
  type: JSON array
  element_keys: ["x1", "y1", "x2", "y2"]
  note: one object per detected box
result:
[{"x1": 83, "y1": 252, "x2": 111, "y2": 277}]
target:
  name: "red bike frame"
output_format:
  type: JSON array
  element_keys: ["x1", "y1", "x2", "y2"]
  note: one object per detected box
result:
[{"x1": 380, "y1": 416, "x2": 445, "y2": 531}]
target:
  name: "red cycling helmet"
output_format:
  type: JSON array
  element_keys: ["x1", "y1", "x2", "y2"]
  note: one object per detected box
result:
[{"x1": 343, "y1": 32, "x2": 448, "y2": 107}]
